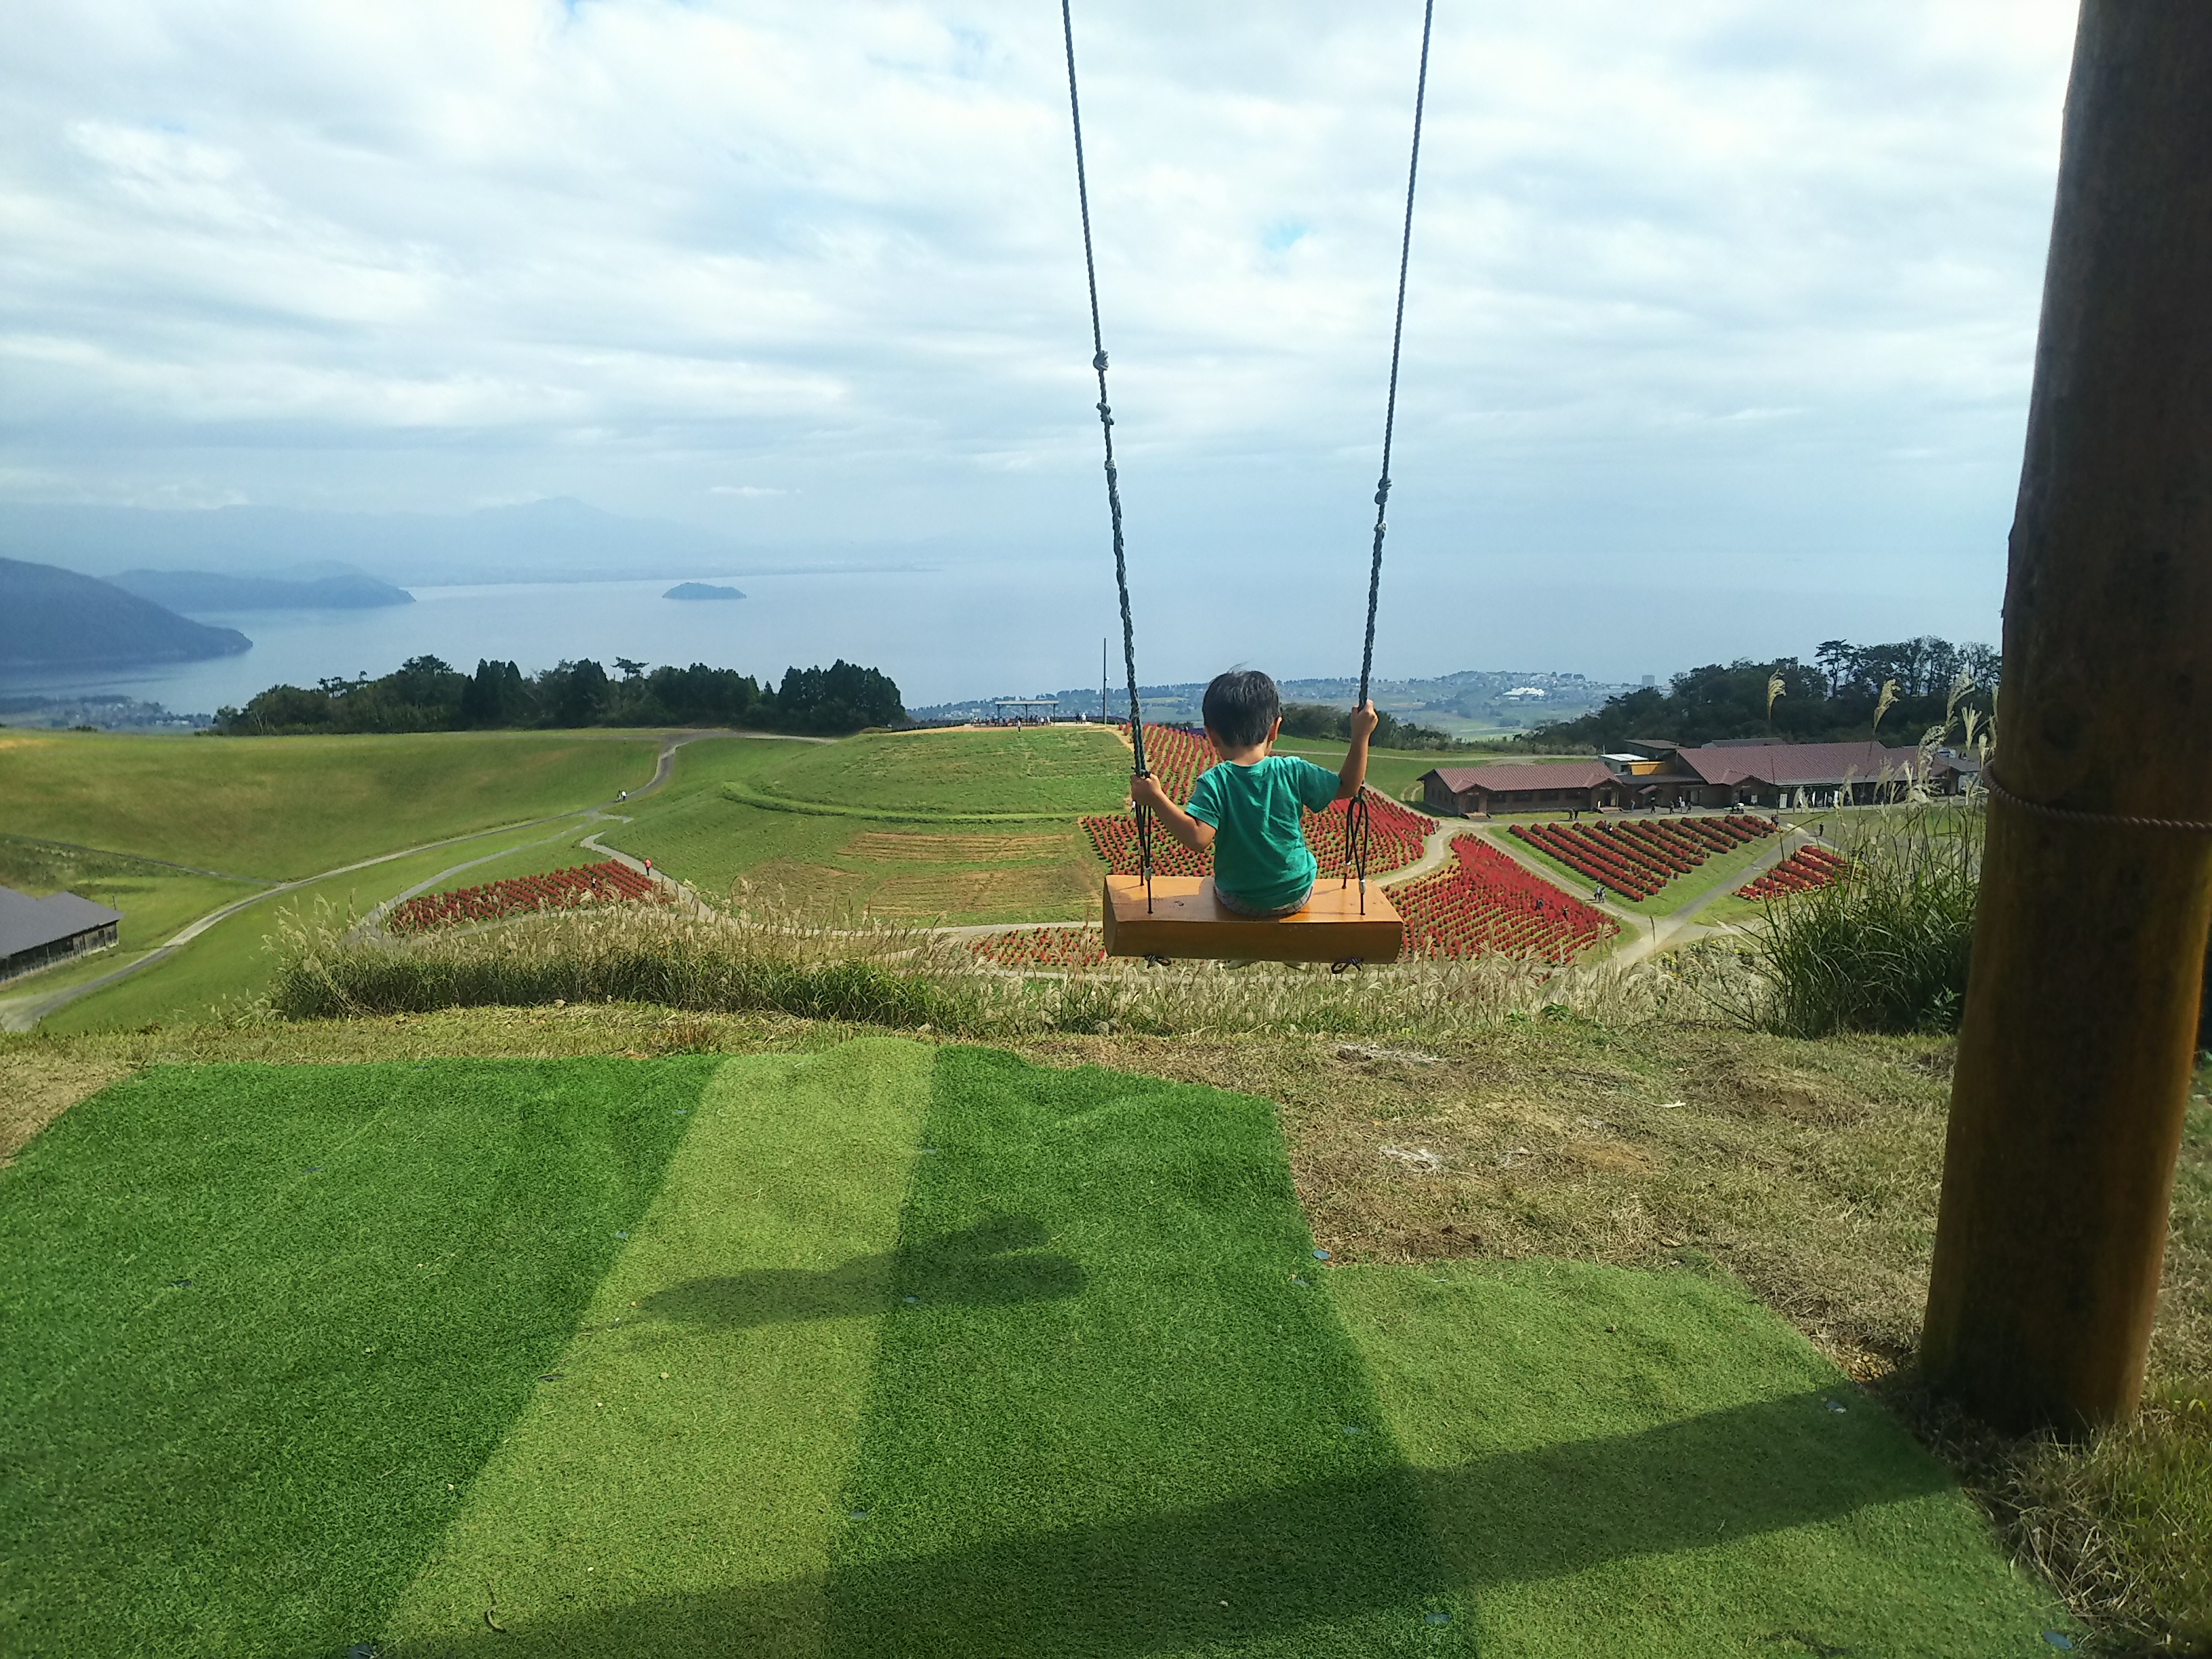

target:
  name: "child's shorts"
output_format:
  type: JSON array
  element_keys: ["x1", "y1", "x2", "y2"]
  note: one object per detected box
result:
[{"x1": 1216, "y1": 880, "x2": 1315, "y2": 919}]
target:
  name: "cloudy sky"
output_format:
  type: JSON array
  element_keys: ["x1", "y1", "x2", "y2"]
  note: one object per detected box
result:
[{"x1": 3, "y1": 1, "x2": 2079, "y2": 687}]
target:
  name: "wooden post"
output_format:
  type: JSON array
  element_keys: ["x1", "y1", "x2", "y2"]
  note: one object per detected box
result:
[{"x1": 1921, "y1": 0, "x2": 2212, "y2": 1432}]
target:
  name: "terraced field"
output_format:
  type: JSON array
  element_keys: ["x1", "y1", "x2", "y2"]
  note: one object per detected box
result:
[{"x1": 600, "y1": 731, "x2": 1122, "y2": 924}]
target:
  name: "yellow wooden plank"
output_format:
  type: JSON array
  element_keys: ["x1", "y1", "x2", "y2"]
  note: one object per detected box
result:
[{"x1": 1101, "y1": 874, "x2": 1404, "y2": 962}]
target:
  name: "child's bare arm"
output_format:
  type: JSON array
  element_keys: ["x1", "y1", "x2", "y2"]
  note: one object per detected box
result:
[
  {"x1": 1131, "y1": 773, "x2": 1215, "y2": 851},
  {"x1": 1336, "y1": 701, "x2": 1379, "y2": 800}
]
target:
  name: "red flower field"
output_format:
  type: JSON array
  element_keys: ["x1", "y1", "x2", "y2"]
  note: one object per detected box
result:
[
  {"x1": 387, "y1": 861, "x2": 663, "y2": 933},
  {"x1": 1509, "y1": 814, "x2": 1776, "y2": 901},
  {"x1": 1736, "y1": 844, "x2": 1849, "y2": 901},
  {"x1": 1390, "y1": 836, "x2": 1616, "y2": 962},
  {"x1": 968, "y1": 926, "x2": 1110, "y2": 970}
]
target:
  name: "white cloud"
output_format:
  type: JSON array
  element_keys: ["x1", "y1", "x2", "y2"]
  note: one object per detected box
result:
[{"x1": 0, "y1": 0, "x2": 2078, "y2": 670}]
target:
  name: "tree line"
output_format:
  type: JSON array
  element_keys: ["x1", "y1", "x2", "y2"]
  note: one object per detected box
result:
[
  {"x1": 213, "y1": 655, "x2": 905, "y2": 737},
  {"x1": 1517, "y1": 636, "x2": 2000, "y2": 752},
  {"x1": 1279, "y1": 702, "x2": 1475, "y2": 752}
]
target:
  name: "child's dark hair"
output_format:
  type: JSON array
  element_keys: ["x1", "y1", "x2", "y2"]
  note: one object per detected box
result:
[{"x1": 1202, "y1": 670, "x2": 1281, "y2": 749}]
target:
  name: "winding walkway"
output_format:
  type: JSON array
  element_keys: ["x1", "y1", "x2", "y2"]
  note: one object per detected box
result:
[{"x1": 0, "y1": 730, "x2": 739, "y2": 1031}]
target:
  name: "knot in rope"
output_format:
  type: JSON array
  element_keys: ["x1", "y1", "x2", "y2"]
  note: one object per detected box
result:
[{"x1": 1092, "y1": 350, "x2": 1109, "y2": 372}]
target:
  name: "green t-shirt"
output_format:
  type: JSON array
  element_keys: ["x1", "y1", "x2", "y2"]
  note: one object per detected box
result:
[{"x1": 1186, "y1": 753, "x2": 1340, "y2": 910}]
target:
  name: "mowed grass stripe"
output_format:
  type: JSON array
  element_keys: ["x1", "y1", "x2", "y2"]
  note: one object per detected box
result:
[
  {"x1": 1333, "y1": 1259, "x2": 2068, "y2": 1657},
  {"x1": 0, "y1": 1058, "x2": 712, "y2": 1658},
  {"x1": 829, "y1": 1048, "x2": 1468, "y2": 1657},
  {"x1": 384, "y1": 1038, "x2": 935, "y2": 1658}
]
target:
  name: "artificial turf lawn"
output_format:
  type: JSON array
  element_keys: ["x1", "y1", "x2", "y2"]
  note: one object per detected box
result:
[
  {"x1": 828, "y1": 1047, "x2": 1465, "y2": 1656},
  {"x1": 384, "y1": 1038, "x2": 933, "y2": 1656},
  {"x1": 2, "y1": 1041, "x2": 2068, "y2": 1656},
  {"x1": 0, "y1": 1056, "x2": 716, "y2": 1656},
  {"x1": 1337, "y1": 1260, "x2": 2069, "y2": 1656}
]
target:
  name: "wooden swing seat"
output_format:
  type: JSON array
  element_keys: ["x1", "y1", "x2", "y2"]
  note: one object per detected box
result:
[{"x1": 1101, "y1": 874, "x2": 1404, "y2": 963}]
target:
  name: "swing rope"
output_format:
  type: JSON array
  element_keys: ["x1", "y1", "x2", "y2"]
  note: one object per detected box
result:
[
  {"x1": 1345, "y1": 0, "x2": 1437, "y2": 914},
  {"x1": 1063, "y1": 0, "x2": 1433, "y2": 927},
  {"x1": 1059, "y1": 0, "x2": 1153, "y2": 912}
]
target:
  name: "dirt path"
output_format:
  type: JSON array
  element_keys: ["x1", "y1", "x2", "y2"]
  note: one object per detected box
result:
[{"x1": 0, "y1": 731, "x2": 726, "y2": 1032}]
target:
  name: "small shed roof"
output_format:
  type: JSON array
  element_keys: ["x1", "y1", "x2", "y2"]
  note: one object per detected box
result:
[
  {"x1": 1422, "y1": 762, "x2": 1620, "y2": 794},
  {"x1": 0, "y1": 886, "x2": 125, "y2": 959}
]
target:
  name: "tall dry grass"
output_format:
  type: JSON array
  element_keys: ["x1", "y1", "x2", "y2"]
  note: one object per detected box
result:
[
  {"x1": 268, "y1": 897, "x2": 1689, "y2": 1041},
  {"x1": 2005, "y1": 1384, "x2": 2212, "y2": 1653},
  {"x1": 1705, "y1": 803, "x2": 1984, "y2": 1039}
]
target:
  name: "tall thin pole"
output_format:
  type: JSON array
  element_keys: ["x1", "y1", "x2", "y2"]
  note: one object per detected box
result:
[{"x1": 1921, "y1": 0, "x2": 2212, "y2": 1431}]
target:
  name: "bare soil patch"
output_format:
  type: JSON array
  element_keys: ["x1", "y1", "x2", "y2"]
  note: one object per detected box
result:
[{"x1": 0, "y1": 1051, "x2": 131, "y2": 1164}]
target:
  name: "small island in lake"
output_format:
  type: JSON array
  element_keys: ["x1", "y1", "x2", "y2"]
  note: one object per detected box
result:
[{"x1": 663, "y1": 581, "x2": 746, "y2": 601}]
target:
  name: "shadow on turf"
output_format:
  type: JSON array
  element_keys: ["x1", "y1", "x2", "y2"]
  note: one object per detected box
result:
[
  {"x1": 395, "y1": 1389, "x2": 1951, "y2": 1656},
  {"x1": 638, "y1": 1215, "x2": 1085, "y2": 1330}
]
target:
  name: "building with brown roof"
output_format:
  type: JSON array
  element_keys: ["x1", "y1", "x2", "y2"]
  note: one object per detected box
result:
[
  {"x1": 1419, "y1": 761, "x2": 1630, "y2": 817},
  {"x1": 1421, "y1": 741, "x2": 1982, "y2": 815},
  {"x1": 1658, "y1": 740, "x2": 1973, "y2": 808}
]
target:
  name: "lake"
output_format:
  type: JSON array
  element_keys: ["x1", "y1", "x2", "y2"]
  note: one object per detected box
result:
[{"x1": 0, "y1": 565, "x2": 1122, "y2": 718}]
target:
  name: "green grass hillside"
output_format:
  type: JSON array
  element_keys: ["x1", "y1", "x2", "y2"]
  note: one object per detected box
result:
[
  {"x1": 33, "y1": 817, "x2": 619, "y2": 1033},
  {"x1": 0, "y1": 836, "x2": 261, "y2": 1012},
  {"x1": 747, "y1": 726, "x2": 1127, "y2": 817},
  {"x1": 0, "y1": 729, "x2": 661, "y2": 878},
  {"x1": 600, "y1": 732, "x2": 1112, "y2": 922},
  {"x1": 0, "y1": 1054, "x2": 713, "y2": 1656}
]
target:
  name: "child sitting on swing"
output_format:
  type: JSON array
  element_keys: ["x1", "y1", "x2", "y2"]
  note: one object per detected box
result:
[{"x1": 1130, "y1": 670, "x2": 1378, "y2": 918}]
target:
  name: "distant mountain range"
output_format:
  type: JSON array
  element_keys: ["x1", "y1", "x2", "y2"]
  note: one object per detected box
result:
[
  {"x1": 0, "y1": 558, "x2": 250, "y2": 670},
  {"x1": 0, "y1": 497, "x2": 764, "y2": 588},
  {"x1": 109, "y1": 569, "x2": 413, "y2": 613}
]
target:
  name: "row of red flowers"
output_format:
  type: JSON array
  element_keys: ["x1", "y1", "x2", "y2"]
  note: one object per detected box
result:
[
  {"x1": 1391, "y1": 836, "x2": 1616, "y2": 961},
  {"x1": 968, "y1": 926, "x2": 1111, "y2": 970},
  {"x1": 1119, "y1": 723, "x2": 1214, "y2": 802},
  {"x1": 1737, "y1": 844, "x2": 1849, "y2": 901},
  {"x1": 1511, "y1": 813, "x2": 1776, "y2": 900},
  {"x1": 1511, "y1": 823, "x2": 1666, "y2": 899},
  {"x1": 387, "y1": 861, "x2": 663, "y2": 933}
]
